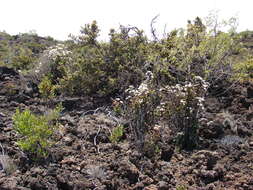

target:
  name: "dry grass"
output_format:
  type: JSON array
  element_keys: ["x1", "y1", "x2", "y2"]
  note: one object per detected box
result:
[{"x1": 0, "y1": 143, "x2": 17, "y2": 175}]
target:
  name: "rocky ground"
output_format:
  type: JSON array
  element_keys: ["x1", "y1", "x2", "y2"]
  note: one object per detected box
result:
[{"x1": 0, "y1": 66, "x2": 252, "y2": 190}]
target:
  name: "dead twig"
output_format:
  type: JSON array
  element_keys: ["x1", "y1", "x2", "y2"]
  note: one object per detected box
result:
[
  {"x1": 94, "y1": 125, "x2": 101, "y2": 154},
  {"x1": 0, "y1": 143, "x2": 4, "y2": 155},
  {"x1": 150, "y1": 14, "x2": 160, "y2": 42}
]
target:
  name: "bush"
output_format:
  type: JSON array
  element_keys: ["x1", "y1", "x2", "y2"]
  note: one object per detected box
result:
[
  {"x1": 119, "y1": 72, "x2": 208, "y2": 151},
  {"x1": 55, "y1": 22, "x2": 148, "y2": 96},
  {"x1": 38, "y1": 75, "x2": 56, "y2": 99},
  {"x1": 233, "y1": 56, "x2": 253, "y2": 82},
  {"x1": 109, "y1": 125, "x2": 124, "y2": 143},
  {"x1": 0, "y1": 32, "x2": 56, "y2": 71},
  {"x1": 12, "y1": 104, "x2": 62, "y2": 159},
  {"x1": 157, "y1": 76, "x2": 209, "y2": 150},
  {"x1": 151, "y1": 15, "x2": 243, "y2": 87},
  {"x1": 120, "y1": 72, "x2": 161, "y2": 149},
  {"x1": 11, "y1": 47, "x2": 35, "y2": 70},
  {"x1": 28, "y1": 15, "x2": 243, "y2": 98}
]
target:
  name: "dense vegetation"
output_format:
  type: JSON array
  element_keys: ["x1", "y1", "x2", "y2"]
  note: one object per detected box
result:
[
  {"x1": 2, "y1": 15, "x2": 253, "y2": 156},
  {"x1": 0, "y1": 14, "x2": 252, "y2": 189},
  {"x1": 0, "y1": 31, "x2": 56, "y2": 70}
]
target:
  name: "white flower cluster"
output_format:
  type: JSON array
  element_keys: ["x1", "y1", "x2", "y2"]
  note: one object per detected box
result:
[
  {"x1": 194, "y1": 76, "x2": 209, "y2": 91},
  {"x1": 46, "y1": 44, "x2": 72, "y2": 61},
  {"x1": 157, "y1": 76, "x2": 208, "y2": 114},
  {"x1": 125, "y1": 83, "x2": 150, "y2": 104},
  {"x1": 124, "y1": 74, "x2": 208, "y2": 119},
  {"x1": 125, "y1": 71, "x2": 153, "y2": 100},
  {"x1": 33, "y1": 44, "x2": 72, "y2": 76}
]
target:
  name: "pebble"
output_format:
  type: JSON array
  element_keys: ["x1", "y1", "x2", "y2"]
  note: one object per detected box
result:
[{"x1": 0, "y1": 112, "x2": 6, "y2": 117}]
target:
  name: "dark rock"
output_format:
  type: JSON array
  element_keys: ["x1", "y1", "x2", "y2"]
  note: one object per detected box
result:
[
  {"x1": 247, "y1": 85, "x2": 253, "y2": 98},
  {"x1": 158, "y1": 181, "x2": 169, "y2": 190},
  {"x1": 0, "y1": 67, "x2": 19, "y2": 78},
  {"x1": 160, "y1": 146, "x2": 174, "y2": 162},
  {"x1": 219, "y1": 135, "x2": 245, "y2": 146}
]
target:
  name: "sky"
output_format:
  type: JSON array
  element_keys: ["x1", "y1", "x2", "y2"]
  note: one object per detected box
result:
[{"x1": 0, "y1": 0, "x2": 252, "y2": 41}]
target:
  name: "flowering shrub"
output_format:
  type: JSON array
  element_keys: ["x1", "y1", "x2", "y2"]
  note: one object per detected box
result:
[
  {"x1": 29, "y1": 44, "x2": 72, "y2": 97},
  {"x1": 31, "y1": 44, "x2": 71, "y2": 82},
  {"x1": 120, "y1": 72, "x2": 160, "y2": 149},
  {"x1": 157, "y1": 76, "x2": 209, "y2": 150},
  {"x1": 117, "y1": 72, "x2": 209, "y2": 151}
]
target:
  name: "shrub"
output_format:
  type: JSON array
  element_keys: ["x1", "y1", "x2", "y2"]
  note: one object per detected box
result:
[
  {"x1": 121, "y1": 72, "x2": 208, "y2": 151},
  {"x1": 56, "y1": 22, "x2": 148, "y2": 96},
  {"x1": 109, "y1": 125, "x2": 124, "y2": 143},
  {"x1": 157, "y1": 76, "x2": 209, "y2": 150},
  {"x1": 27, "y1": 15, "x2": 242, "y2": 98},
  {"x1": 152, "y1": 15, "x2": 243, "y2": 88},
  {"x1": 29, "y1": 44, "x2": 71, "y2": 84},
  {"x1": 0, "y1": 32, "x2": 56, "y2": 71},
  {"x1": 123, "y1": 73, "x2": 161, "y2": 149},
  {"x1": 233, "y1": 56, "x2": 253, "y2": 82},
  {"x1": 12, "y1": 104, "x2": 62, "y2": 159},
  {"x1": 38, "y1": 75, "x2": 56, "y2": 99},
  {"x1": 11, "y1": 47, "x2": 35, "y2": 70}
]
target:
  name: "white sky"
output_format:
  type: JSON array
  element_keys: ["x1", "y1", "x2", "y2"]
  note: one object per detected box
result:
[{"x1": 0, "y1": 0, "x2": 252, "y2": 40}]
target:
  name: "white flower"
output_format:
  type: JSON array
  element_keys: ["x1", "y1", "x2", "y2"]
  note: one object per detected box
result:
[
  {"x1": 185, "y1": 83, "x2": 193, "y2": 88},
  {"x1": 180, "y1": 99, "x2": 186, "y2": 105},
  {"x1": 195, "y1": 97, "x2": 204, "y2": 102},
  {"x1": 137, "y1": 83, "x2": 149, "y2": 94}
]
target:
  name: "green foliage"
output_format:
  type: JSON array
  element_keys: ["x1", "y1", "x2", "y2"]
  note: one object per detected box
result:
[
  {"x1": 233, "y1": 57, "x2": 253, "y2": 82},
  {"x1": 12, "y1": 104, "x2": 62, "y2": 159},
  {"x1": 0, "y1": 31, "x2": 56, "y2": 71},
  {"x1": 11, "y1": 47, "x2": 35, "y2": 70},
  {"x1": 56, "y1": 22, "x2": 148, "y2": 96},
  {"x1": 152, "y1": 15, "x2": 242, "y2": 87},
  {"x1": 109, "y1": 125, "x2": 124, "y2": 143},
  {"x1": 176, "y1": 185, "x2": 187, "y2": 190},
  {"x1": 26, "y1": 15, "x2": 245, "y2": 98},
  {"x1": 38, "y1": 75, "x2": 56, "y2": 99}
]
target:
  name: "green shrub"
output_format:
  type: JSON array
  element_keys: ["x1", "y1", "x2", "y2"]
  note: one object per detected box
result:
[
  {"x1": 152, "y1": 15, "x2": 242, "y2": 87},
  {"x1": 11, "y1": 47, "x2": 35, "y2": 70},
  {"x1": 0, "y1": 32, "x2": 56, "y2": 71},
  {"x1": 233, "y1": 56, "x2": 253, "y2": 82},
  {"x1": 38, "y1": 75, "x2": 56, "y2": 99},
  {"x1": 109, "y1": 125, "x2": 124, "y2": 143},
  {"x1": 56, "y1": 22, "x2": 148, "y2": 96},
  {"x1": 176, "y1": 185, "x2": 187, "y2": 190},
  {"x1": 28, "y1": 15, "x2": 242, "y2": 98},
  {"x1": 12, "y1": 104, "x2": 62, "y2": 159}
]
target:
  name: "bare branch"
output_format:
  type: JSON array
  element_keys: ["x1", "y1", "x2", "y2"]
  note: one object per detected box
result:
[{"x1": 150, "y1": 14, "x2": 160, "y2": 41}]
